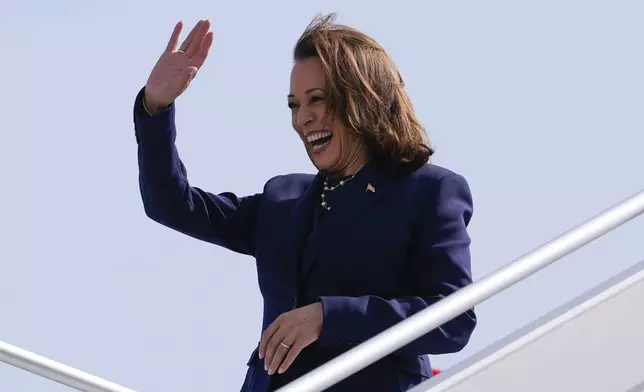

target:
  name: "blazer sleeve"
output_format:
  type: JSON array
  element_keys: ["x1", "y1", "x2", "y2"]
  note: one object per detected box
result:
[
  {"x1": 133, "y1": 88, "x2": 261, "y2": 256},
  {"x1": 316, "y1": 172, "x2": 477, "y2": 356}
]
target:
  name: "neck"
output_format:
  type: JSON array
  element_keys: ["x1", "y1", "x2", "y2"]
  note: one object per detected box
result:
[{"x1": 328, "y1": 147, "x2": 370, "y2": 178}]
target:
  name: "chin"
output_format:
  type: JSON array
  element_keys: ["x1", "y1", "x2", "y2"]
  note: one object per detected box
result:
[
  {"x1": 308, "y1": 153, "x2": 339, "y2": 172},
  {"x1": 307, "y1": 143, "x2": 340, "y2": 172}
]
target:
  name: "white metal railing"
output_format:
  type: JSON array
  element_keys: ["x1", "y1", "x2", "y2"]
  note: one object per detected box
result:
[
  {"x1": 275, "y1": 189, "x2": 644, "y2": 392},
  {"x1": 408, "y1": 259, "x2": 644, "y2": 392},
  {"x1": 1, "y1": 190, "x2": 643, "y2": 392},
  {"x1": 0, "y1": 340, "x2": 134, "y2": 392}
]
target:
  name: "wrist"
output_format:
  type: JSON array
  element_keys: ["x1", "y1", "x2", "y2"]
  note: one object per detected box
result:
[{"x1": 142, "y1": 95, "x2": 165, "y2": 116}]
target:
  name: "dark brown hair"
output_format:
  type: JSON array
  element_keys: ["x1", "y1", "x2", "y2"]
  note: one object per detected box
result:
[{"x1": 293, "y1": 14, "x2": 434, "y2": 172}]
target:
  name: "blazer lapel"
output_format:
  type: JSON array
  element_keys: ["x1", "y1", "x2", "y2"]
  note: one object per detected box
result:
[{"x1": 299, "y1": 159, "x2": 396, "y2": 283}]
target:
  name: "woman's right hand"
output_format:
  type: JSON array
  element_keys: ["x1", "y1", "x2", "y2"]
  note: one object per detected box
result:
[{"x1": 144, "y1": 20, "x2": 214, "y2": 114}]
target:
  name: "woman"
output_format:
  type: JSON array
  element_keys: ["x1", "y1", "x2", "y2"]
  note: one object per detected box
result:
[{"x1": 133, "y1": 14, "x2": 476, "y2": 392}]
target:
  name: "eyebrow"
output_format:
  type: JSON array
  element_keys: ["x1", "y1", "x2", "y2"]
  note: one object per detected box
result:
[{"x1": 287, "y1": 88, "x2": 324, "y2": 98}]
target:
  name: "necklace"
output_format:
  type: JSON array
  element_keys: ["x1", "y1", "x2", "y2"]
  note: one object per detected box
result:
[{"x1": 320, "y1": 174, "x2": 356, "y2": 211}]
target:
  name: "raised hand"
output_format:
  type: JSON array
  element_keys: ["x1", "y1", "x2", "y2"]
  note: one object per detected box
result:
[{"x1": 144, "y1": 20, "x2": 214, "y2": 114}]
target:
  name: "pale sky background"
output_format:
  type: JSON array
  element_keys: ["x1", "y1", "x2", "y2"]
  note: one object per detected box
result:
[{"x1": 1, "y1": 1, "x2": 643, "y2": 391}]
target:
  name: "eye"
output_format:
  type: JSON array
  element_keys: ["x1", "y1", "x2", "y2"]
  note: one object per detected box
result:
[
  {"x1": 310, "y1": 96, "x2": 324, "y2": 104},
  {"x1": 288, "y1": 102, "x2": 298, "y2": 109}
]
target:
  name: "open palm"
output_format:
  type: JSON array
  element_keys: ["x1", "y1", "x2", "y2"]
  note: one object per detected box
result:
[{"x1": 144, "y1": 20, "x2": 214, "y2": 113}]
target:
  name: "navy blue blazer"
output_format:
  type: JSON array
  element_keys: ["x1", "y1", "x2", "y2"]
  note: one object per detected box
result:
[{"x1": 133, "y1": 88, "x2": 477, "y2": 392}]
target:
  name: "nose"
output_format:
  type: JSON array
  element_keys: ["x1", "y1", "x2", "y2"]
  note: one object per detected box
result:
[{"x1": 296, "y1": 104, "x2": 315, "y2": 129}]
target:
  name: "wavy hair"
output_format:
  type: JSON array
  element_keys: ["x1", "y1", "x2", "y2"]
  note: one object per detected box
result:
[{"x1": 293, "y1": 14, "x2": 434, "y2": 172}]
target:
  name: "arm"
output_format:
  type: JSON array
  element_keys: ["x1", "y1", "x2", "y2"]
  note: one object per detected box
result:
[
  {"x1": 133, "y1": 88, "x2": 261, "y2": 256},
  {"x1": 316, "y1": 173, "x2": 477, "y2": 355}
]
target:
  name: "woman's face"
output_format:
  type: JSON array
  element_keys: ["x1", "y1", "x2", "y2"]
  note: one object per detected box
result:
[{"x1": 289, "y1": 57, "x2": 366, "y2": 176}]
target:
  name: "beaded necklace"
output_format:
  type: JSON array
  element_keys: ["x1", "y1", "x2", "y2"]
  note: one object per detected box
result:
[{"x1": 320, "y1": 174, "x2": 356, "y2": 211}]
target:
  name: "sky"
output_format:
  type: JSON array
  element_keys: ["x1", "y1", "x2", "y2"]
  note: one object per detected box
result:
[{"x1": 1, "y1": 1, "x2": 643, "y2": 391}]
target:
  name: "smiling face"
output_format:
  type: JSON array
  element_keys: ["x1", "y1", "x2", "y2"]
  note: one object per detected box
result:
[{"x1": 288, "y1": 57, "x2": 368, "y2": 176}]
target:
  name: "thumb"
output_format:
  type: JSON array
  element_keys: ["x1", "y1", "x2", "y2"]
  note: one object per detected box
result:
[{"x1": 181, "y1": 66, "x2": 198, "y2": 85}]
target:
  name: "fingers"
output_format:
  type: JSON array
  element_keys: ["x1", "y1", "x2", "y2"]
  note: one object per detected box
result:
[
  {"x1": 185, "y1": 20, "x2": 211, "y2": 58},
  {"x1": 165, "y1": 21, "x2": 183, "y2": 53},
  {"x1": 278, "y1": 341, "x2": 304, "y2": 374},
  {"x1": 178, "y1": 20, "x2": 201, "y2": 52},
  {"x1": 259, "y1": 318, "x2": 279, "y2": 360},
  {"x1": 262, "y1": 325, "x2": 286, "y2": 371},
  {"x1": 179, "y1": 19, "x2": 211, "y2": 55},
  {"x1": 259, "y1": 307, "x2": 320, "y2": 375},
  {"x1": 267, "y1": 336, "x2": 295, "y2": 375},
  {"x1": 260, "y1": 316, "x2": 294, "y2": 375},
  {"x1": 191, "y1": 31, "x2": 214, "y2": 69},
  {"x1": 163, "y1": 19, "x2": 213, "y2": 69},
  {"x1": 261, "y1": 327, "x2": 303, "y2": 375}
]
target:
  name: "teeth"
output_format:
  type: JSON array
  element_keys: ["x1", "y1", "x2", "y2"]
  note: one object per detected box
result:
[{"x1": 306, "y1": 131, "x2": 332, "y2": 143}]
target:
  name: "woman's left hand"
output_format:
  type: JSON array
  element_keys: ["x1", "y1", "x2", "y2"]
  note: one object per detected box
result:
[{"x1": 259, "y1": 302, "x2": 324, "y2": 375}]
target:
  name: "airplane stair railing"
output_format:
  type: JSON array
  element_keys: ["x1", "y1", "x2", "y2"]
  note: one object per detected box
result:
[
  {"x1": 2, "y1": 189, "x2": 644, "y2": 392},
  {"x1": 408, "y1": 259, "x2": 644, "y2": 392}
]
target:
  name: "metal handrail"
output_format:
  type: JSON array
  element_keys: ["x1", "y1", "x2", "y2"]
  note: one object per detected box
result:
[
  {"x1": 276, "y1": 189, "x2": 644, "y2": 392},
  {"x1": 1, "y1": 190, "x2": 643, "y2": 391},
  {"x1": 408, "y1": 259, "x2": 644, "y2": 392},
  {"x1": 0, "y1": 340, "x2": 134, "y2": 392}
]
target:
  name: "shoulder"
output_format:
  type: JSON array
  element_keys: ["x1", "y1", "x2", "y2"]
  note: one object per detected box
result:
[
  {"x1": 400, "y1": 163, "x2": 473, "y2": 223},
  {"x1": 261, "y1": 173, "x2": 317, "y2": 200},
  {"x1": 404, "y1": 163, "x2": 471, "y2": 198}
]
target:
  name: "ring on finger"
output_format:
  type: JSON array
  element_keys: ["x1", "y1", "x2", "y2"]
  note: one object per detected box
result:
[{"x1": 280, "y1": 341, "x2": 292, "y2": 350}]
